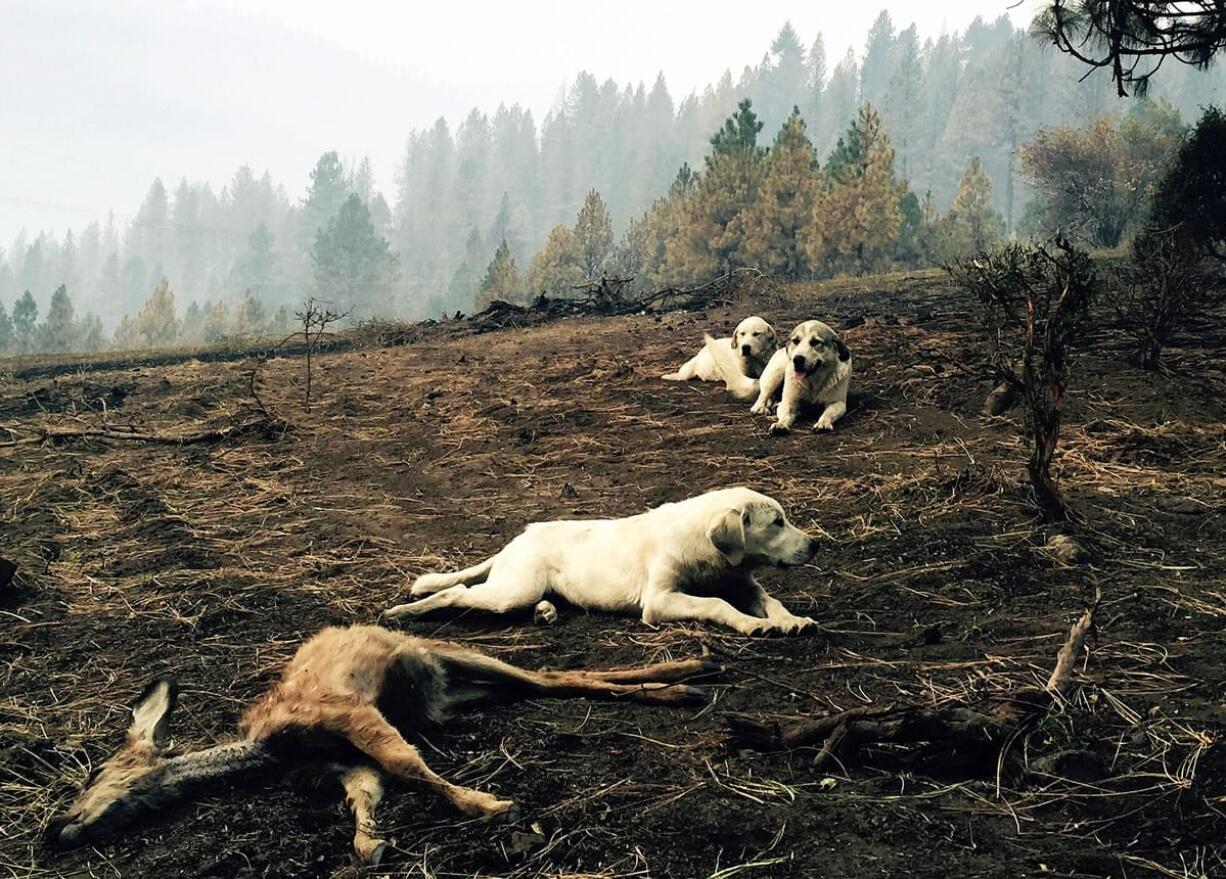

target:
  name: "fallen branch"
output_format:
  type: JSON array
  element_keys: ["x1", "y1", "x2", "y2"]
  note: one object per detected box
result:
[
  {"x1": 0, "y1": 418, "x2": 275, "y2": 448},
  {"x1": 727, "y1": 597, "x2": 1098, "y2": 764}
]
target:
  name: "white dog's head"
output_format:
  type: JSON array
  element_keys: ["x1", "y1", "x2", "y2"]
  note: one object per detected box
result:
[
  {"x1": 731, "y1": 316, "x2": 777, "y2": 362},
  {"x1": 784, "y1": 320, "x2": 849, "y2": 383},
  {"x1": 706, "y1": 489, "x2": 817, "y2": 569}
]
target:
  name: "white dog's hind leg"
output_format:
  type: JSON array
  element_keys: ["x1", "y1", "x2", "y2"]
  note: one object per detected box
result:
[
  {"x1": 411, "y1": 556, "x2": 497, "y2": 596},
  {"x1": 386, "y1": 574, "x2": 547, "y2": 619},
  {"x1": 661, "y1": 355, "x2": 698, "y2": 381}
]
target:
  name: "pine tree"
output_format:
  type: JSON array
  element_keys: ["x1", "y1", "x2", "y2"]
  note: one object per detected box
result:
[
  {"x1": 528, "y1": 225, "x2": 583, "y2": 296},
  {"x1": 203, "y1": 299, "x2": 231, "y2": 342},
  {"x1": 113, "y1": 315, "x2": 140, "y2": 349},
  {"x1": 12, "y1": 291, "x2": 38, "y2": 353},
  {"x1": 739, "y1": 108, "x2": 819, "y2": 277},
  {"x1": 234, "y1": 290, "x2": 266, "y2": 335},
  {"x1": 40, "y1": 284, "x2": 78, "y2": 352},
  {"x1": 138, "y1": 280, "x2": 179, "y2": 347},
  {"x1": 667, "y1": 101, "x2": 766, "y2": 280},
  {"x1": 804, "y1": 104, "x2": 902, "y2": 275},
  {"x1": 311, "y1": 194, "x2": 398, "y2": 317},
  {"x1": 446, "y1": 228, "x2": 487, "y2": 314},
  {"x1": 237, "y1": 223, "x2": 276, "y2": 294},
  {"x1": 81, "y1": 314, "x2": 104, "y2": 352},
  {"x1": 949, "y1": 157, "x2": 1005, "y2": 253},
  {"x1": 573, "y1": 189, "x2": 614, "y2": 278},
  {"x1": 475, "y1": 240, "x2": 520, "y2": 309},
  {"x1": 302, "y1": 151, "x2": 351, "y2": 242},
  {"x1": 0, "y1": 301, "x2": 13, "y2": 353}
]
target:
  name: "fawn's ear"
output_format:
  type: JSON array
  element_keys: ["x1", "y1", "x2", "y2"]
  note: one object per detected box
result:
[
  {"x1": 129, "y1": 678, "x2": 177, "y2": 751},
  {"x1": 708, "y1": 508, "x2": 747, "y2": 566}
]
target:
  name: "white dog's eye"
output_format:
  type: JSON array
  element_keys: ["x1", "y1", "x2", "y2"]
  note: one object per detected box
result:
[{"x1": 790, "y1": 338, "x2": 799, "y2": 345}]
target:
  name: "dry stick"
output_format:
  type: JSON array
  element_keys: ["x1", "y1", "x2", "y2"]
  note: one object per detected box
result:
[
  {"x1": 727, "y1": 600, "x2": 1098, "y2": 760},
  {"x1": 0, "y1": 421, "x2": 266, "y2": 448}
]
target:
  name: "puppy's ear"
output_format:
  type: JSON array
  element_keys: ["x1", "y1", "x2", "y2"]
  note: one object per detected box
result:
[
  {"x1": 767, "y1": 328, "x2": 778, "y2": 348},
  {"x1": 708, "y1": 509, "x2": 746, "y2": 566},
  {"x1": 834, "y1": 337, "x2": 851, "y2": 362},
  {"x1": 730, "y1": 333, "x2": 738, "y2": 349}
]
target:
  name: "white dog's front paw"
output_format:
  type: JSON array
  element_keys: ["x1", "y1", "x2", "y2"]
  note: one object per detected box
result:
[
  {"x1": 736, "y1": 618, "x2": 774, "y2": 636},
  {"x1": 780, "y1": 616, "x2": 818, "y2": 635},
  {"x1": 533, "y1": 600, "x2": 558, "y2": 625},
  {"x1": 750, "y1": 400, "x2": 769, "y2": 416},
  {"x1": 661, "y1": 372, "x2": 682, "y2": 381},
  {"x1": 382, "y1": 602, "x2": 420, "y2": 619},
  {"x1": 768, "y1": 421, "x2": 792, "y2": 437},
  {"x1": 813, "y1": 419, "x2": 835, "y2": 432}
]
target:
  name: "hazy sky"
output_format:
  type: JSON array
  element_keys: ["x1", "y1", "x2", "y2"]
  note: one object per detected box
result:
[{"x1": 0, "y1": 0, "x2": 1039, "y2": 245}]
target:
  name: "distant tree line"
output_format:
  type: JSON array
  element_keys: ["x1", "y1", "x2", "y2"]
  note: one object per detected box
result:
[{"x1": 1, "y1": 10, "x2": 1223, "y2": 354}]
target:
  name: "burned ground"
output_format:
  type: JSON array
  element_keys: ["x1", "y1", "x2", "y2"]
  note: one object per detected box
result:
[{"x1": 1, "y1": 272, "x2": 1223, "y2": 878}]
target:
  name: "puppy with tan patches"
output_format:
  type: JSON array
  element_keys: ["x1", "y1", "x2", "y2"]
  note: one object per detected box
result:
[
  {"x1": 756, "y1": 320, "x2": 852, "y2": 434},
  {"x1": 385, "y1": 487, "x2": 819, "y2": 636},
  {"x1": 663, "y1": 316, "x2": 776, "y2": 386}
]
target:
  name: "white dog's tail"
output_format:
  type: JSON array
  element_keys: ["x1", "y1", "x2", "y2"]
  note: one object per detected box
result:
[{"x1": 702, "y1": 334, "x2": 760, "y2": 400}]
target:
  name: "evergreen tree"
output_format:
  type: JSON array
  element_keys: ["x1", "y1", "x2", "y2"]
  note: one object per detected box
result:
[
  {"x1": 0, "y1": 301, "x2": 12, "y2": 353},
  {"x1": 113, "y1": 314, "x2": 140, "y2": 349},
  {"x1": 40, "y1": 284, "x2": 78, "y2": 352},
  {"x1": 137, "y1": 279, "x2": 179, "y2": 347},
  {"x1": 311, "y1": 194, "x2": 398, "y2": 316},
  {"x1": 475, "y1": 239, "x2": 520, "y2": 308},
  {"x1": 302, "y1": 151, "x2": 351, "y2": 241},
  {"x1": 710, "y1": 99, "x2": 766, "y2": 158},
  {"x1": 12, "y1": 290, "x2": 38, "y2": 353},
  {"x1": 237, "y1": 223, "x2": 276, "y2": 294},
  {"x1": 949, "y1": 157, "x2": 1005, "y2": 253},
  {"x1": 446, "y1": 228, "x2": 487, "y2": 313},
  {"x1": 739, "y1": 108, "x2": 819, "y2": 277},
  {"x1": 528, "y1": 225, "x2": 583, "y2": 296},
  {"x1": 81, "y1": 314, "x2": 104, "y2": 352},
  {"x1": 235, "y1": 290, "x2": 266, "y2": 334},
  {"x1": 804, "y1": 104, "x2": 902, "y2": 275},
  {"x1": 573, "y1": 189, "x2": 614, "y2": 278},
  {"x1": 203, "y1": 299, "x2": 231, "y2": 342}
]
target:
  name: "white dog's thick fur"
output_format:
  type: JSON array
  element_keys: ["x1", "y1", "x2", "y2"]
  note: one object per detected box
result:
[
  {"x1": 662, "y1": 316, "x2": 776, "y2": 385},
  {"x1": 706, "y1": 320, "x2": 852, "y2": 433},
  {"x1": 384, "y1": 488, "x2": 819, "y2": 636}
]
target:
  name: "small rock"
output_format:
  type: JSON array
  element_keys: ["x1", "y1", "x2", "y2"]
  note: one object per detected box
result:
[
  {"x1": 560, "y1": 482, "x2": 578, "y2": 499},
  {"x1": 1043, "y1": 534, "x2": 1086, "y2": 565}
]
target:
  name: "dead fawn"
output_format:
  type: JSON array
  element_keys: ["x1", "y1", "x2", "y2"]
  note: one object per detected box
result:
[{"x1": 46, "y1": 624, "x2": 716, "y2": 864}]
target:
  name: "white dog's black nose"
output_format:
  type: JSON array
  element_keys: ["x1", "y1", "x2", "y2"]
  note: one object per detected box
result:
[
  {"x1": 741, "y1": 344, "x2": 752, "y2": 356},
  {"x1": 792, "y1": 355, "x2": 807, "y2": 371}
]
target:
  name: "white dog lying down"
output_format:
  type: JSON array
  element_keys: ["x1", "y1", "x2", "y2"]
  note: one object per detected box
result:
[
  {"x1": 705, "y1": 319, "x2": 852, "y2": 434},
  {"x1": 662, "y1": 316, "x2": 776, "y2": 384},
  {"x1": 384, "y1": 487, "x2": 818, "y2": 635}
]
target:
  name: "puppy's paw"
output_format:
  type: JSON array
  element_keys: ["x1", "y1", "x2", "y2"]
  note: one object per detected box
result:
[
  {"x1": 813, "y1": 419, "x2": 835, "y2": 432},
  {"x1": 661, "y1": 372, "x2": 682, "y2": 381},
  {"x1": 738, "y1": 619, "x2": 774, "y2": 636},
  {"x1": 786, "y1": 616, "x2": 819, "y2": 635},
  {"x1": 533, "y1": 600, "x2": 558, "y2": 626},
  {"x1": 410, "y1": 573, "x2": 445, "y2": 596},
  {"x1": 768, "y1": 421, "x2": 792, "y2": 437},
  {"x1": 750, "y1": 401, "x2": 769, "y2": 416}
]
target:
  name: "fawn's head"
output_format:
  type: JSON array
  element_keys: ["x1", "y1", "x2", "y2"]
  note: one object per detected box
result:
[{"x1": 47, "y1": 678, "x2": 177, "y2": 849}]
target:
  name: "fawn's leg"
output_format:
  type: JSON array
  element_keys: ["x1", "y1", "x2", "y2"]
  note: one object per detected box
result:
[
  {"x1": 339, "y1": 765, "x2": 387, "y2": 865},
  {"x1": 339, "y1": 706, "x2": 518, "y2": 822}
]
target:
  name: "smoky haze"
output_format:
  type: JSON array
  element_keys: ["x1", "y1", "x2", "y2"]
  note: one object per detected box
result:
[{"x1": 1, "y1": 0, "x2": 1223, "y2": 355}]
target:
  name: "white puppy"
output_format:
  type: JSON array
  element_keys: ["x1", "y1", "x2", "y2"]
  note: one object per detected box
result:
[
  {"x1": 384, "y1": 487, "x2": 818, "y2": 636},
  {"x1": 663, "y1": 316, "x2": 776, "y2": 385}
]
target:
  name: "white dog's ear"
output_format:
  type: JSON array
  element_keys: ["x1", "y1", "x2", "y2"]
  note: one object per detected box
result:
[
  {"x1": 729, "y1": 333, "x2": 738, "y2": 349},
  {"x1": 708, "y1": 509, "x2": 746, "y2": 566},
  {"x1": 834, "y1": 336, "x2": 851, "y2": 362}
]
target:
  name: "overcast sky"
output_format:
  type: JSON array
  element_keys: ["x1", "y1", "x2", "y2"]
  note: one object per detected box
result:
[{"x1": 0, "y1": 0, "x2": 1038, "y2": 245}]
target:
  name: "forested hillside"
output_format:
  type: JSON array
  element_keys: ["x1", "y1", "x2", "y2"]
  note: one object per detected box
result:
[{"x1": 1, "y1": 11, "x2": 1223, "y2": 352}]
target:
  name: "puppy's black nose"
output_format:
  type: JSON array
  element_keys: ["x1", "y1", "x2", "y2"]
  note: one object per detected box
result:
[
  {"x1": 792, "y1": 355, "x2": 807, "y2": 371},
  {"x1": 741, "y1": 344, "x2": 752, "y2": 356},
  {"x1": 805, "y1": 537, "x2": 819, "y2": 557}
]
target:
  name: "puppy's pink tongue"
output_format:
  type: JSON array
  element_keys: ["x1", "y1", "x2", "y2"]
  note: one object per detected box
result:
[{"x1": 792, "y1": 369, "x2": 807, "y2": 382}]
